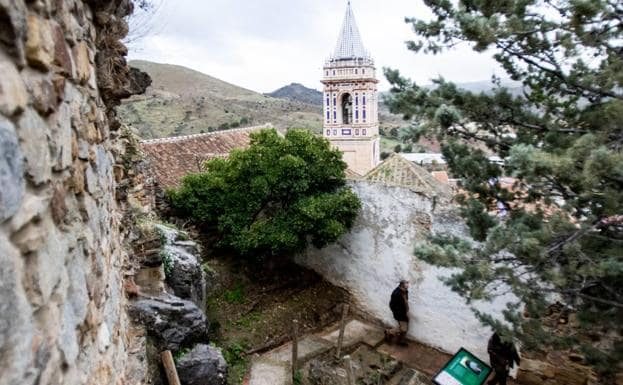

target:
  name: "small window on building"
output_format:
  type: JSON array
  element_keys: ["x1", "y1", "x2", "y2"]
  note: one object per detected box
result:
[
  {"x1": 362, "y1": 129, "x2": 367, "y2": 135},
  {"x1": 363, "y1": 95, "x2": 366, "y2": 105},
  {"x1": 326, "y1": 129, "x2": 330, "y2": 136},
  {"x1": 333, "y1": 98, "x2": 336, "y2": 106},
  {"x1": 326, "y1": 71, "x2": 329, "y2": 76},
  {"x1": 333, "y1": 129, "x2": 337, "y2": 135},
  {"x1": 355, "y1": 69, "x2": 358, "y2": 74},
  {"x1": 363, "y1": 109, "x2": 367, "y2": 121},
  {"x1": 333, "y1": 111, "x2": 337, "y2": 120},
  {"x1": 355, "y1": 96, "x2": 358, "y2": 105},
  {"x1": 355, "y1": 110, "x2": 359, "y2": 119},
  {"x1": 326, "y1": 111, "x2": 330, "y2": 120},
  {"x1": 362, "y1": 69, "x2": 365, "y2": 74},
  {"x1": 355, "y1": 129, "x2": 360, "y2": 135},
  {"x1": 333, "y1": 70, "x2": 336, "y2": 75}
]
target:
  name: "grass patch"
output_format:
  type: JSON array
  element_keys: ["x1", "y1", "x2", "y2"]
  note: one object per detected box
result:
[
  {"x1": 222, "y1": 342, "x2": 249, "y2": 385},
  {"x1": 235, "y1": 312, "x2": 262, "y2": 329},
  {"x1": 160, "y1": 250, "x2": 173, "y2": 276},
  {"x1": 173, "y1": 347, "x2": 192, "y2": 362},
  {"x1": 223, "y1": 283, "x2": 246, "y2": 304}
]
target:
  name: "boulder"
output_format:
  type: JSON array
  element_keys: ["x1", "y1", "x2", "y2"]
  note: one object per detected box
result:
[
  {"x1": 175, "y1": 344, "x2": 227, "y2": 385},
  {"x1": 156, "y1": 225, "x2": 206, "y2": 309},
  {"x1": 129, "y1": 294, "x2": 208, "y2": 351}
]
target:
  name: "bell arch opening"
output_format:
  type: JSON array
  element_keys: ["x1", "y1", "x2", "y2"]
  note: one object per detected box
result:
[{"x1": 341, "y1": 93, "x2": 353, "y2": 125}]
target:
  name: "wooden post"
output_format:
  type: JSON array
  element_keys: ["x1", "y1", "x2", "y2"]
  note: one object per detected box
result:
[
  {"x1": 344, "y1": 355, "x2": 355, "y2": 385},
  {"x1": 291, "y1": 319, "x2": 299, "y2": 380},
  {"x1": 335, "y1": 304, "x2": 350, "y2": 359},
  {"x1": 161, "y1": 350, "x2": 181, "y2": 385}
]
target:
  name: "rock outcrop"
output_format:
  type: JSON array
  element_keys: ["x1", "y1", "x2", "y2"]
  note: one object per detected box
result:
[
  {"x1": 129, "y1": 294, "x2": 209, "y2": 352},
  {"x1": 176, "y1": 344, "x2": 228, "y2": 385}
]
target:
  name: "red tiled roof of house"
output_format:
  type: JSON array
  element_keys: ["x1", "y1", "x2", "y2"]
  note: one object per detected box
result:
[{"x1": 140, "y1": 124, "x2": 271, "y2": 188}]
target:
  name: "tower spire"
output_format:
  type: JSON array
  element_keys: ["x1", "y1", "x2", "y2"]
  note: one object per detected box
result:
[{"x1": 332, "y1": 1, "x2": 368, "y2": 60}]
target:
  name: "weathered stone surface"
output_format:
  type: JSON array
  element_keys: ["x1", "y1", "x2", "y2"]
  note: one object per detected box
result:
[
  {"x1": 51, "y1": 22, "x2": 73, "y2": 76},
  {"x1": 8, "y1": 192, "x2": 49, "y2": 232},
  {"x1": 25, "y1": 13, "x2": 54, "y2": 70},
  {"x1": 72, "y1": 41, "x2": 90, "y2": 84},
  {"x1": 129, "y1": 293, "x2": 209, "y2": 351},
  {"x1": 0, "y1": 234, "x2": 35, "y2": 385},
  {"x1": 156, "y1": 225, "x2": 206, "y2": 307},
  {"x1": 0, "y1": 54, "x2": 28, "y2": 115},
  {"x1": 17, "y1": 109, "x2": 52, "y2": 185},
  {"x1": 0, "y1": 117, "x2": 24, "y2": 222},
  {"x1": 22, "y1": 69, "x2": 58, "y2": 115},
  {"x1": 50, "y1": 102, "x2": 72, "y2": 170},
  {"x1": 0, "y1": 0, "x2": 28, "y2": 65},
  {"x1": 175, "y1": 344, "x2": 227, "y2": 385}
]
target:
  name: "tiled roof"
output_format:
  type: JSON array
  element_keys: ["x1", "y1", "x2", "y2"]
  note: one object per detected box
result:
[
  {"x1": 140, "y1": 124, "x2": 271, "y2": 188},
  {"x1": 332, "y1": 1, "x2": 370, "y2": 60},
  {"x1": 364, "y1": 153, "x2": 452, "y2": 199}
]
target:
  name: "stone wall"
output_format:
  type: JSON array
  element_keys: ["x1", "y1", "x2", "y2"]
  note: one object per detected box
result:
[
  {"x1": 296, "y1": 181, "x2": 512, "y2": 360},
  {"x1": 0, "y1": 1, "x2": 147, "y2": 384}
]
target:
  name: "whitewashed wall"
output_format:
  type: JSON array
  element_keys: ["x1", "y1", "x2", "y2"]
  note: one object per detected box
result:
[{"x1": 297, "y1": 181, "x2": 512, "y2": 360}]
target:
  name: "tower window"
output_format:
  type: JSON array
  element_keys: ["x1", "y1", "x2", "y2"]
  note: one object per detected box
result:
[
  {"x1": 326, "y1": 97, "x2": 329, "y2": 106},
  {"x1": 333, "y1": 111, "x2": 337, "y2": 120},
  {"x1": 326, "y1": 111, "x2": 330, "y2": 120},
  {"x1": 355, "y1": 69, "x2": 358, "y2": 74},
  {"x1": 333, "y1": 70, "x2": 336, "y2": 75},
  {"x1": 363, "y1": 129, "x2": 367, "y2": 135},
  {"x1": 355, "y1": 129, "x2": 360, "y2": 135},
  {"x1": 355, "y1": 110, "x2": 359, "y2": 120},
  {"x1": 326, "y1": 129, "x2": 330, "y2": 136},
  {"x1": 326, "y1": 71, "x2": 328, "y2": 76},
  {"x1": 333, "y1": 98, "x2": 336, "y2": 106},
  {"x1": 333, "y1": 129, "x2": 337, "y2": 135},
  {"x1": 363, "y1": 95, "x2": 366, "y2": 105},
  {"x1": 363, "y1": 109, "x2": 367, "y2": 121},
  {"x1": 341, "y1": 93, "x2": 353, "y2": 125},
  {"x1": 355, "y1": 96, "x2": 358, "y2": 105}
]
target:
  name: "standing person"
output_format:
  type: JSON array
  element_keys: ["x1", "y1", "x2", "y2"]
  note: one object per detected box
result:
[
  {"x1": 388, "y1": 280, "x2": 410, "y2": 346},
  {"x1": 487, "y1": 332, "x2": 520, "y2": 385}
]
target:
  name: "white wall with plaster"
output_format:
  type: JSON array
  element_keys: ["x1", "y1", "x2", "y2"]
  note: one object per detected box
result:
[{"x1": 297, "y1": 181, "x2": 512, "y2": 360}]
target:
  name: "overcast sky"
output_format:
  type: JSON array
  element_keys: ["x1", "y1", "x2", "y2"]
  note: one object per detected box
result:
[{"x1": 128, "y1": 0, "x2": 504, "y2": 93}]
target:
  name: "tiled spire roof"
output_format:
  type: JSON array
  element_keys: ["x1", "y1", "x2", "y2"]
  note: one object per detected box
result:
[{"x1": 332, "y1": 1, "x2": 370, "y2": 60}]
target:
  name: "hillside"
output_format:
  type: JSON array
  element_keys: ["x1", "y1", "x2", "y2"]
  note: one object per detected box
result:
[
  {"x1": 266, "y1": 83, "x2": 323, "y2": 105},
  {"x1": 117, "y1": 61, "x2": 323, "y2": 139}
]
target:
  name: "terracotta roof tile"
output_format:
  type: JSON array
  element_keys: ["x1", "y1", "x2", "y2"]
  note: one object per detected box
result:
[
  {"x1": 364, "y1": 153, "x2": 452, "y2": 200},
  {"x1": 140, "y1": 124, "x2": 271, "y2": 189}
]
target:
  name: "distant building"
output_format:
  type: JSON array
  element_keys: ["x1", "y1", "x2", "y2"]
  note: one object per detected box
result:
[{"x1": 322, "y1": 1, "x2": 380, "y2": 176}]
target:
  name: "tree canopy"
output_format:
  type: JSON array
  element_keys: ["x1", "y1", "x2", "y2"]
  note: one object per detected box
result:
[
  {"x1": 168, "y1": 129, "x2": 361, "y2": 261},
  {"x1": 385, "y1": 0, "x2": 622, "y2": 376}
]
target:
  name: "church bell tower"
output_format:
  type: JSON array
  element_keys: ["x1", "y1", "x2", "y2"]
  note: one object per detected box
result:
[{"x1": 322, "y1": 1, "x2": 380, "y2": 176}]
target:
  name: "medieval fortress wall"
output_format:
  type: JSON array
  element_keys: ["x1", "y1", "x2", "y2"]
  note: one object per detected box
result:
[
  {"x1": 297, "y1": 181, "x2": 511, "y2": 360},
  {"x1": 0, "y1": 1, "x2": 141, "y2": 384}
]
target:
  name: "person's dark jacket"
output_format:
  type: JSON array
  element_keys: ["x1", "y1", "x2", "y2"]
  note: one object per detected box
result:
[
  {"x1": 389, "y1": 286, "x2": 408, "y2": 322},
  {"x1": 487, "y1": 333, "x2": 520, "y2": 369}
]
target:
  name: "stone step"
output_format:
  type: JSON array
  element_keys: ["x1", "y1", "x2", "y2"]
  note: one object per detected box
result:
[{"x1": 388, "y1": 368, "x2": 435, "y2": 385}]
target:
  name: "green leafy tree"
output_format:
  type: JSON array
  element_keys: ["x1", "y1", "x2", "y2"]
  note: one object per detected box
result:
[
  {"x1": 168, "y1": 129, "x2": 361, "y2": 260},
  {"x1": 385, "y1": 0, "x2": 622, "y2": 376}
]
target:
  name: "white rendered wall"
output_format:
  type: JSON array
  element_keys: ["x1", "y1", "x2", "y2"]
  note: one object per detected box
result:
[{"x1": 296, "y1": 181, "x2": 512, "y2": 360}]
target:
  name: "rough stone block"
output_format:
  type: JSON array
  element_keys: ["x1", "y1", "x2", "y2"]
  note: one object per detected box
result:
[
  {"x1": 72, "y1": 41, "x2": 90, "y2": 84},
  {"x1": 0, "y1": 117, "x2": 24, "y2": 222},
  {"x1": 50, "y1": 102, "x2": 72, "y2": 170},
  {"x1": 0, "y1": 234, "x2": 35, "y2": 385},
  {"x1": 17, "y1": 108, "x2": 52, "y2": 186},
  {"x1": 51, "y1": 22, "x2": 73, "y2": 76},
  {"x1": 0, "y1": 54, "x2": 28, "y2": 115},
  {"x1": 25, "y1": 13, "x2": 55, "y2": 70},
  {"x1": 22, "y1": 69, "x2": 59, "y2": 115}
]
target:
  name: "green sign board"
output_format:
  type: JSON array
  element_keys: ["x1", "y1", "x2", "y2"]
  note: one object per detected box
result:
[{"x1": 433, "y1": 348, "x2": 492, "y2": 385}]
